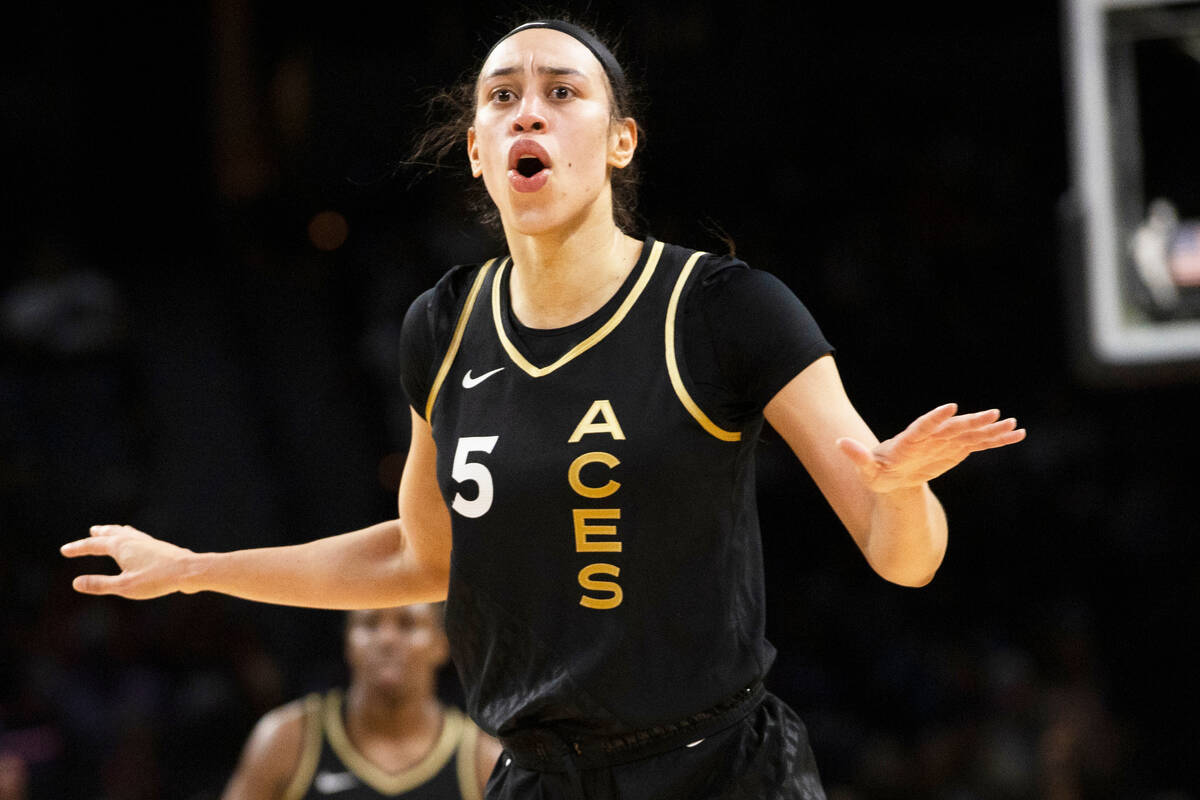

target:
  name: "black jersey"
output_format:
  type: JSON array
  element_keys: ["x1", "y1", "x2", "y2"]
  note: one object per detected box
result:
[
  {"x1": 285, "y1": 691, "x2": 483, "y2": 800},
  {"x1": 405, "y1": 238, "x2": 830, "y2": 741}
]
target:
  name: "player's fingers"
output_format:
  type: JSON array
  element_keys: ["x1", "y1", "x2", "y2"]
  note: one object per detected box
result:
[
  {"x1": 957, "y1": 417, "x2": 1022, "y2": 446},
  {"x1": 90, "y1": 524, "x2": 132, "y2": 537},
  {"x1": 935, "y1": 408, "x2": 1002, "y2": 437},
  {"x1": 60, "y1": 537, "x2": 116, "y2": 558},
  {"x1": 72, "y1": 573, "x2": 129, "y2": 595},
  {"x1": 972, "y1": 423, "x2": 1027, "y2": 450},
  {"x1": 904, "y1": 403, "x2": 958, "y2": 439}
]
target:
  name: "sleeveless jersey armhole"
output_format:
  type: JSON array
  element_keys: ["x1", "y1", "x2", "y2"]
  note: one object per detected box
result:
[
  {"x1": 281, "y1": 693, "x2": 324, "y2": 800},
  {"x1": 665, "y1": 251, "x2": 743, "y2": 442}
]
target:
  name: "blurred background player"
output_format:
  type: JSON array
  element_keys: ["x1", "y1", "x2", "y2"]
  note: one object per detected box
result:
[
  {"x1": 0, "y1": 753, "x2": 29, "y2": 800},
  {"x1": 221, "y1": 603, "x2": 501, "y2": 800}
]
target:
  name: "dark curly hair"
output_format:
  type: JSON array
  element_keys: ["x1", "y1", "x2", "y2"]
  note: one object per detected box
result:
[{"x1": 408, "y1": 15, "x2": 643, "y2": 235}]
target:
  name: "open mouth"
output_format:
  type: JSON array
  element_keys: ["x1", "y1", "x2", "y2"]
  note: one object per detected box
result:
[
  {"x1": 507, "y1": 140, "x2": 552, "y2": 192},
  {"x1": 516, "y1": 156, "x2": 546, "y2": 178}
]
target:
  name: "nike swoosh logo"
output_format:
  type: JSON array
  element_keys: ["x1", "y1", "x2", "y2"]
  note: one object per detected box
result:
[
  {"x1": 462, "y1": 367, "x2": 504, "y2": 389},
  {"x1": 314, "y1": 771, "x2": 358, "y2": 794}
]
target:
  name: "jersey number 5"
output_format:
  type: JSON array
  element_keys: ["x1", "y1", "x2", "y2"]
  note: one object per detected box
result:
[{"x1": 450, "y1": 436, "x2": 499, "y2": 518}]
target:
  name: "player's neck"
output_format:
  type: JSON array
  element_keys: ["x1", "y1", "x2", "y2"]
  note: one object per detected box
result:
[
  {"x1": 504, "y1": 222, "x2": 641, "y2": 330},
  {"x1": 345, "y1": 683, "x2": 442, "y2": 741}
]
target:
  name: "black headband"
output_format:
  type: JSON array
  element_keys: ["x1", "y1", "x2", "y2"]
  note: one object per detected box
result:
[{"x1": 485, "y1": 20, "x2": 627, "y2": 101}]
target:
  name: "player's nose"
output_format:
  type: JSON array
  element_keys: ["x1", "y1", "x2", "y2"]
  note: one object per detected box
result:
[{"x1": 512, "y1": 96, "x2": 547, "y2": 132}]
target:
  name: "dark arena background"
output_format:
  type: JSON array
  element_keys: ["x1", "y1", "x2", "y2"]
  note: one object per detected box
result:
[{"x1": 3, "y1": 1, "x2": 1199, "y2": 797}]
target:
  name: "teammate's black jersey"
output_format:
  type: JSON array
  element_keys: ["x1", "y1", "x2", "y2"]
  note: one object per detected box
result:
[
  {"x1": 285, "y1": 691, "x2": 483, "y2": 800},
  {"x1": 404, "y1": 238, "x2": 830, "y2": 740}
]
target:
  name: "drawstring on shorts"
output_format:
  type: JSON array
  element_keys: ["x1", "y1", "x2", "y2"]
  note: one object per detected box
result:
[{"x1": 554, "y1": 732, "x2": 590, "y2": 800}]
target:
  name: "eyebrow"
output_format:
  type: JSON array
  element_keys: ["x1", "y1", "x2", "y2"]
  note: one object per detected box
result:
[{"x1": 482, "y1": 65, "x2": 589, "y2": 82}]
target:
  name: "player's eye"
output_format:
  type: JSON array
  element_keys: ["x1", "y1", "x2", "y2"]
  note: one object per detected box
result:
[
  {"x1": 549, "y1": 85, "x2": 573, "y2": 100},
  {"x1": 490, "y1": 88, "x2": 515, "y2": 103}
]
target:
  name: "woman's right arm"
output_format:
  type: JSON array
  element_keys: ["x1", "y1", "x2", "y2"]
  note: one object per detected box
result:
[{"x1": 61, "y1": 409, "x2": 452, "y2": 609}]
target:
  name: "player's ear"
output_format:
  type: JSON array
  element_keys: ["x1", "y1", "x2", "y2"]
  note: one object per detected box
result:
[
  {"x1": 607, "y1": 117, "x2": 637, "y2": 169},
  {"x1": 468, "y1": 127, "x2": 483, "y2": 178}
]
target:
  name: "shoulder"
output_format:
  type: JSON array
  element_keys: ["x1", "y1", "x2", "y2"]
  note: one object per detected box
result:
[
  {"x1": 400, "y1": 260, "x2": 504, "y2": 416},
  {"x1": 403, "y1": 261, "x2": 492, "y2": 340},
  {"x1": 688, "y1": 251, "x2": 801, "y2": 308},
  {"x1": 650, "y1": 241, "x2": 793, "y2": 305},
  {"x1": 666, "y1": 248, "x2": 819, "y2": 339},
  {"x1": 225, "y1": 694, "x2": 322, "y2": 799},
  {"x1": 244, "y1": 695, "x2": 314, "y2": 761},
  {"x1": 404, "y1": 262, "x2": 494, "y2": 335},
  {"x1": 666, "y1": 245, "x2": 832, "y2": 419}
]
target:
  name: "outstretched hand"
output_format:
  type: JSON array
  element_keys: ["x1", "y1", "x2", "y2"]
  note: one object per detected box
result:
[
  {"x1": 837, "y1": 403, "x2": 1025, "y2": 495},
  {"x1": 60, "y1": 525, "x2": 195, "y2": 599}
]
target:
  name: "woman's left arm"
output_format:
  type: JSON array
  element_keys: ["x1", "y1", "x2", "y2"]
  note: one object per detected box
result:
[{"x1": 763, "y1": 354, "x2": 1025, "y2": 587}]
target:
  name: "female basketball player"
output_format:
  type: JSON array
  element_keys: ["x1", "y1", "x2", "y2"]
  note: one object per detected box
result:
[{"x1": 62, "y1": 19, "x2": 1025, "y2": 799}]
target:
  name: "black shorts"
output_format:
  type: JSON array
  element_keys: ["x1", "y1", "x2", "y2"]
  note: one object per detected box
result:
[{"x1": 485, "y1": 692, "x2": 826, "y2": 800}]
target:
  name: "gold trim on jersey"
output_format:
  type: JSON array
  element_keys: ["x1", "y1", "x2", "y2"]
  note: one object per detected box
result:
[
  {"x1": 665, "y1": 251, "x2": 743, "y2": 442},
  {"x1": 492, "y1": 240, "x2": 665, "y2": 377},
  {"x1": 456, "y1": 715, "x2": 483, "y2": 800},
  {"x1": 282, "y1": 693, "x2": 324, "y2": 800},
  {"x1": 322, "y1": 690, "x2": 467, "y2": 796},
  {"x1": 426, "y1": 260, "x2": 496, "y2": 422}
]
